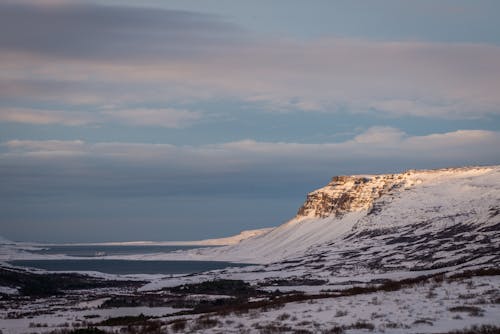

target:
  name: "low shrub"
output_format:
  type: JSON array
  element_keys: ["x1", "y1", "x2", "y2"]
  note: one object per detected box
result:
[
  {"x1": 170, "y1": 279, "x2": 259, "y2": 296},
  {"x1": 448, "y1": 305, "x2": 484, "y2": 317},
  {"x1": 321, "y1": 327, "x2": 344, "y2": 334},
  {"x1": 347, "y1": 321, "x2": 375, "y2": 331},
  {"x1": 169, "y1": 318, "x2": 187, "y2": 332},
  {"x1": 191, "y1": 316, "x2": 219, "y2": 330},
  {"x1": 446, "y1": 325, "x2": 500, "y2": 334}
]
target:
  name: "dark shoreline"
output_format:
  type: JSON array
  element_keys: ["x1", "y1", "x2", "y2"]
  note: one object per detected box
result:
[{"x1": 8, "y1": 259, "x2": 252, "y2": 275}]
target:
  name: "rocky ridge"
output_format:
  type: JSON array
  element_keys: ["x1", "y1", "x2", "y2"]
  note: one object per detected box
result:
[
  {"x1": 295, "y1": 167, "x2": 485, "y2": 219},
  {"x1": 296, "y1": 174, "x2": 406, "y2": 218}
]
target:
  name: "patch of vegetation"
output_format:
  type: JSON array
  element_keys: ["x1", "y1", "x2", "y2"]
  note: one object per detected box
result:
[
  {"x1": 321, "y1": 327, "x2": 344, "y2": 334},
  {"x1": 100, "y1": 295, "x2": 143, "y2": 308},
  {"x1": 100, "y1": 294, "x2": 174, "y2": 308},
  {"x1": 169, "y1": 318, "x2": 187, "y2": 332},
  {"x1": 170, "y1": 279, "x2": 260, "y2": 296},
  {"x1": 191, "y1": 315, "x2": 220, "y2": 330},
  {"x1": 253, "y1": 323, "x2": 293, "y2": 333},
  {"x1": 446, "y1": 325, "x2": 500, "y2": 334},
  {"x1": 346, "y1": 321, "x2": 375, "y2": 331},
  {"x1": 0, "y1": 266, "x2": 143, "y2": 296},
  {"x1": 68, "y1": 329, "x2": 108, "y2": 334},
  {"x1": 48, "y1": 328, "x2": 108, "y2": 334},
  {"x1": 384, "y1": 322, "x2": 406, "y2": 329},
  {"x1": 263, "y1": 278, "x2": 328, "y2": 286},
  {"x1": 99, "y1": 314, "x2": 152, "y2": 326},
  {"x1": 413, "y1": 318, "x2": 434, "y2": 325},
  {"x1": 128, "y1": 320, "x2": 163, "y2": 334},
  {"x1": 83, "y1": 315, "x2": 100, "y2": 319},
  {"x1": 276, "y1": 313, "x2": 291, "y2": 321},
  {"x1": 448, "y1": 305, "x2": 484, "y2": 317},
  {"x1": 449, "y1": 267, "x2": 500, "y2": 279},
  {"x1": 334, "y1": 309, "x2": 348, "y2": 317},
  {"x1": 50, "y1": 323, "x2": 166, "y2": 334},
  {"x1": 29, "y1": 322, "x2": 48, "y2": 328}
]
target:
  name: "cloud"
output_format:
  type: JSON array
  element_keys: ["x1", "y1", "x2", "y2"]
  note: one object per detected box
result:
[
  {"x1": 5, "y1": 139, "x2": 85, "y2": 151},
  {"x1": 3, "y1": 128, "x2": 498, "y2": 170},
  {"x1": 1, "y1": 39, "x2": 499, "y2": 121},
  {"x1": 0, "y1": 107, "x2": 200, "y2": 128},
  {"x1": 0, "y1": 2, "x2": 499, "y2": 122},
  {"x1": 353, "y1": 127, "x2": 405, "y2": 144},
  {"x1": 4, "y1": 139, "x2": 86, "y2": 157},
  {"x1": 0, "y1": 108, "x2": 94, "y2": 126},
  {"x1": 0, "y1": 1, "x2": 244, "y2": 61}
]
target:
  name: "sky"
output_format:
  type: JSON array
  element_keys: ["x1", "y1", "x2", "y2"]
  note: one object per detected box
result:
[{"x1": 1, "y1": 0, "x2": 499, "y2": 242}]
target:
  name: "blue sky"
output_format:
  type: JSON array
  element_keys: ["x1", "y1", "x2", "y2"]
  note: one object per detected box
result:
[{"x1": 1, "y1": 0, "x2": 499, "y2": 242}]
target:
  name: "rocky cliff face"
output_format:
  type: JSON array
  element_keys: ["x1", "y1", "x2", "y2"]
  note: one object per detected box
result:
[
  {"x1": 295, "y1": 167, "x2": 486, "y2": 219},
  {"x1": 296, "y1": 174, "x2": 406, "y2": 218}
]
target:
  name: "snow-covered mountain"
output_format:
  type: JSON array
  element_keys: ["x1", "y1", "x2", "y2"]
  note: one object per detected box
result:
[{"x1": 141, "y1": 165, "x2": 500, "y2": 289}]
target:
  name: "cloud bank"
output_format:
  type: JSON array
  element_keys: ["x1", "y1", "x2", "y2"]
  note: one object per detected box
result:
[{"x1": 3, "y1": 128, "x2": 498, "y2": 176}]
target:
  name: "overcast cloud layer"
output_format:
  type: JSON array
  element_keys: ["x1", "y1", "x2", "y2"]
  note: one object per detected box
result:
[{"x1": 1, "y1": 0, "x2": 499, "y2": 242}]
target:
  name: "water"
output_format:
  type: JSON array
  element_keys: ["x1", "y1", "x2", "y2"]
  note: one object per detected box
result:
[
  {"x1": 11, "y1": 244, "x2": 251, "y2": 274},
  {"x1": 9, "y1": 259, "x2": 250, "y2": 275},
  {"x1": 30, "y1": 244, "x2": 208, "y2": 257}
]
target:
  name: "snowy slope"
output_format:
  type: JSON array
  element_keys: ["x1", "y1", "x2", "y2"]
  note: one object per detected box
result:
[
  {"x1": 137, "y1": 166, "x2": 500, "y2": 290},
  {"x1": 0, "y1": 228, "x2": 273, "y2": 262},
  {"x1": 266, "y1": 166, "x2": 500, "y2": 281},
  {"x1": 191, "y1": 227, "x2": 275, "y2": 246},
  {"x1": 52, "y1": 227, "x2": 274, "y2": 247}
]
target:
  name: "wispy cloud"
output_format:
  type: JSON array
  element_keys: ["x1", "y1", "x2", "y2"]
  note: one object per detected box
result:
[
  {"x1": 0, "y1": 107, "x2": 201, "y2": 128},
  {"x1": 0, "y1": 108, "x2": 92, "y2": 126},
  {"x1": 4, "y1": 128, "x2": 498, "y2": 168}
]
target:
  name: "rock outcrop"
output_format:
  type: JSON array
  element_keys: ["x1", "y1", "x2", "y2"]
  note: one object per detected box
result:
[
  {"x1": 296, "y1": 174, "x2": 405, "y2": 218},
  {"x1": 295, "y1": 167, "x2": 489, "y2": 219}
]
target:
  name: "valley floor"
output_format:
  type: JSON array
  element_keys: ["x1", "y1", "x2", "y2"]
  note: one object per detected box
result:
[{"x1": 1, "y1": 268, "x2": 499, "y2": 334}]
